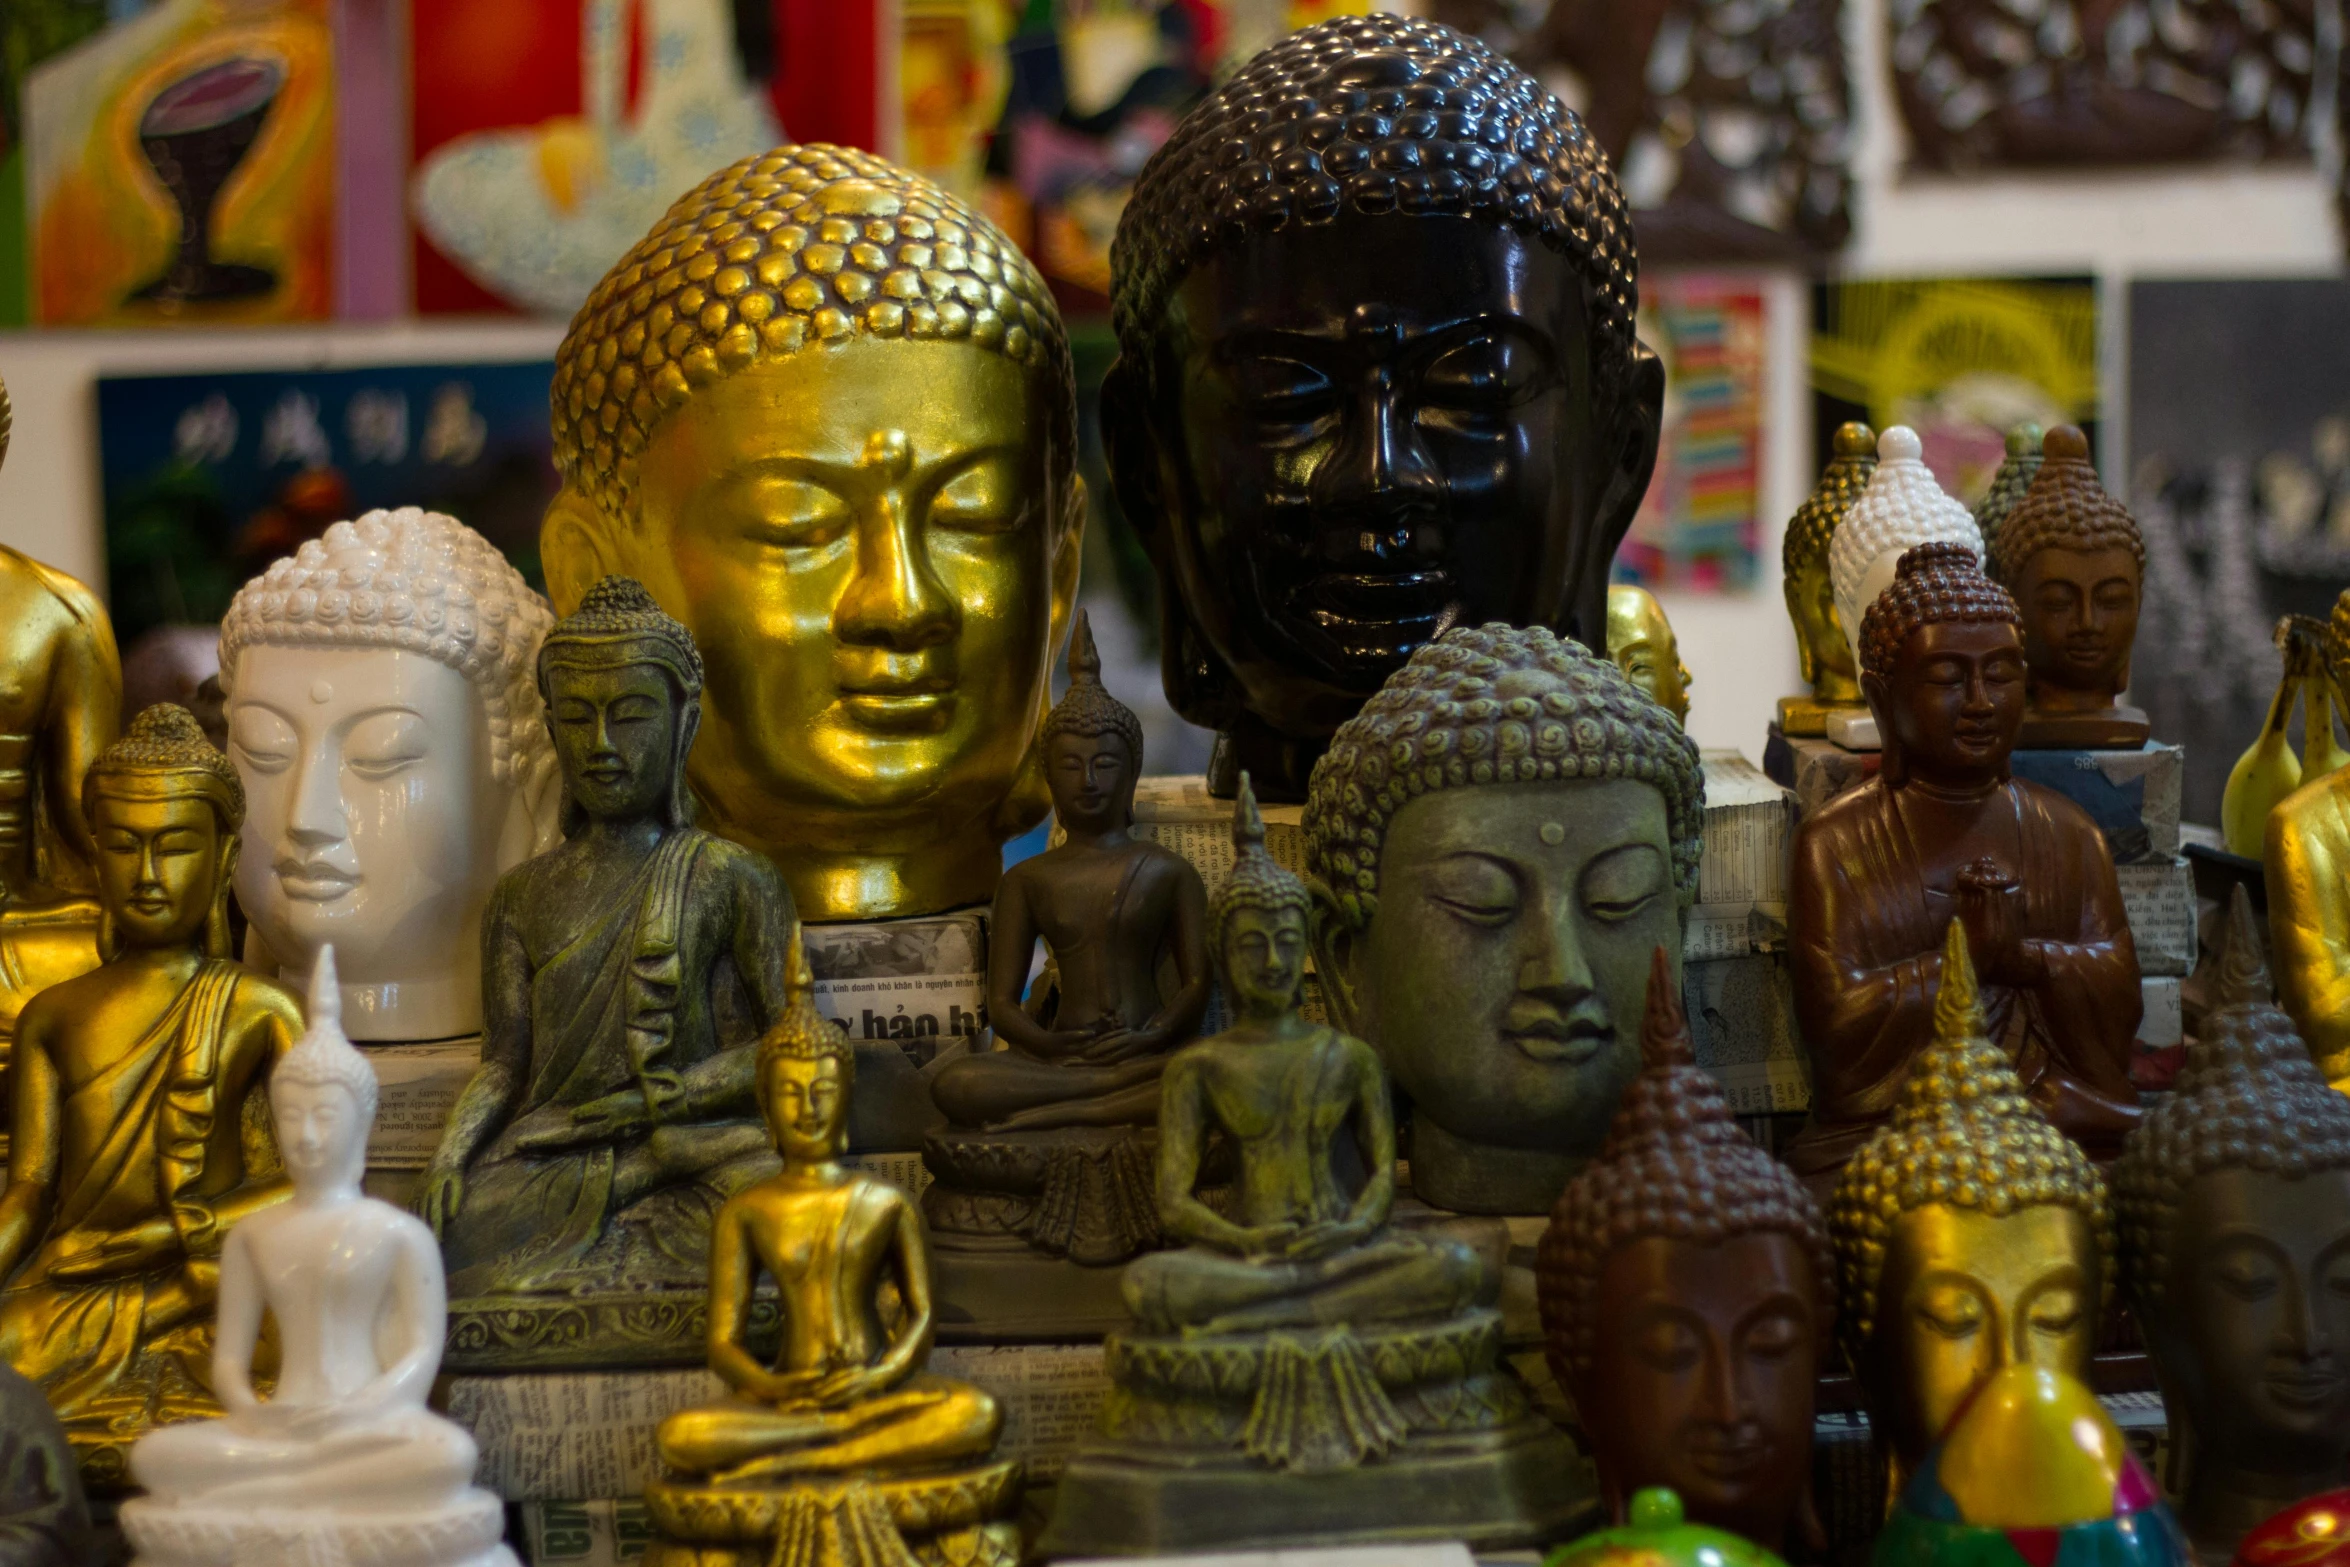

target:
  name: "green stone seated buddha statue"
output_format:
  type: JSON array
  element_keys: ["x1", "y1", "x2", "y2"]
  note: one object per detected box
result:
[
  {"x1": 1041, "y1": 777, "x2": 1591, "y2": 1556},
  {"x1": 422, "y1": 578, "x2": 805, "y2": 1369}
]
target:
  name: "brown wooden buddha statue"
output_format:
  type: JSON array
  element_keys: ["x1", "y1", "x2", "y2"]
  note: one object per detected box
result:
[{"x1": 1786, "y1": 541, "x2": 2141, "y2": 1190}]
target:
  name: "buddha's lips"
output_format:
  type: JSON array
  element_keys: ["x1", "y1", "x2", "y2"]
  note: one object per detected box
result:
[
  {"x1": 1503, "y1": 1017, "x2": 1608, "y2": 1064},
  {"x1": 275, "y1": 858, "x2": 358, "y2": 899},
  {"x1": 1298, "y1": 570, "x2": 1455, "y2": 626},
  {"x1": 1685, "y1": 1429, "x2": 1773, "y2": 1478},
  {"x1": 2264, "y1": 1369, "x2": 2344, "y2": 1409},
  {"x1": 837, "y1": 683, "x2": 956, "y2": 734}
]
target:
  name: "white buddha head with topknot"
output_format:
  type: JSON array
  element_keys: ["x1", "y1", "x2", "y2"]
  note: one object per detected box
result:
[
  {"x1": 273, "y1": 945, "x2": 380, "y2": 1194},
  {"x1": 1829, "y1": 427, "x2": 1985, "y2": 671},
  {"x1": 220, "y1": 507, "x2": 561, "y2": 1042}
]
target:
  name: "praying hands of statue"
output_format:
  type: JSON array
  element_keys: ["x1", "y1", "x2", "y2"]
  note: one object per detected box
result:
[{"x1": 1953, "y1": 857, "x2": 2049, "y2": 989}]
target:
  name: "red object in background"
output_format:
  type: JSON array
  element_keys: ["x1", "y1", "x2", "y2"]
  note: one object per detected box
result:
[
  {"x1": 2234, "y1": 1489, "x2": 2350, "y2": 1567},
  {"x1": 408, "y1": 0, "x2": 587, "y2": 314},
  {"x1": 772, "y1": 0, "x2": 881, "y2": 152},
  {"x1": 407, "y1": 0, "x2": 881, "y2": 315}
]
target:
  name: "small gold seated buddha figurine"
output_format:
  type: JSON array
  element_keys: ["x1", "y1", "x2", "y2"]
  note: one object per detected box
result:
[
  {"x1": 1989, "y1": 425, "x2": 2149, "y2": 749},
  {"x1": 1830, "y1": 919, "x2": 2112, "y2": 1508},
  {"x1": 1042, "y1": 778, "x2": 1588, "y2": 1556},
  {"x1": 0, "y1": 706, "x2": 304, "y2": 1488},
  {"x1": 2115, "y1": 888, "x2": 2350, "y2": 1564},
  {"x1": 645, "y1": 994, "x2": 1019, "y2": 1567},
  {"x1": 921, "y1": 612, "x2": 1210, "y2": 1333},
  {"x1": 2266, "y1": 588, "x2": 2350, "y2": 1090}
]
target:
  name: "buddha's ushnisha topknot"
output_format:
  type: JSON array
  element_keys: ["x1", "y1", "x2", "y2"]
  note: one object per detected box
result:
[
  {"x1": 87, "y1": 703, "x2": 245, "y2": 829},
  {"x1": 1972, "y1": 422, "x2": 2044, "y2": 558},
  {"x1": 2115, "y1": 886, "x2": 2350, "y2": 1305},
  {"x1": 1302, "y1": 623, "x2": 1703, "y2": 933},
  {"x1": 755, "y1": 990, "x2": 856, "y2": 1083},
  {"x1": 1990, "y1": 425, "x2": 2145, "y2": 586},
  {"x1": 1213, "y1": 772, "x2": 1312, "y2": 953},
  {"x1": 1109, "y1": 14, "x2": 1639, "y2": 407},
  {"x1": 552, "y1": 143, "x2": 1072, "y2": 525},
  {"x1": 540, "y1": 574, "x2": 705, "y2": 696},
  {"x1": 1538, "y1": 946, "x2": 1835, "y2": 1382},
  {"x1": 274, "y1": 945, "x2": 379, "y2": 1124},
  {"x1": 1858, "y1": 541, "x2": 2024, "y2": 682},
  {"x1": 1830, "y1": 918, "x2": 2112, "y2": 1353},
  {"x1": 1040, "y1": 608, "x2": 1144, "y2": 765}
]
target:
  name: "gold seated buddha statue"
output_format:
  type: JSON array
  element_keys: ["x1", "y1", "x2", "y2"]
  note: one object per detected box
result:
[{"x1": 644, "y1": 994, "x2": 1018, "y2": 1567}]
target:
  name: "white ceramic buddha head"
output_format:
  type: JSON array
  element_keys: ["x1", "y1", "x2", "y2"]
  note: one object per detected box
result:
[
  {"x1": 220, "y1": 509, "x2": 559, "y2": 1042},
  {"x1": 273, "y1": 945, "x2": 378, "y2": 1196},
  {"x1": 1829, "y1": 426, "x2": 1984, "y2": 671}
]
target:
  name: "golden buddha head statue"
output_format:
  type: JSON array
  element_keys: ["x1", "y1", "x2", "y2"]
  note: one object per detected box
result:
[
  {"x1": 1989, "y1": 426, "x2": 2144, "y2": 715},
  {"x1": 83, "y1": 703, "x2": 245, "y2": 960},
  {"x1": 2116, "y1": 888, "x2": 2350, "y2": 1515},
  {"x1": 1784, "y1": 421, "x2": 1876, "y2": 705},
  {"x1": 756, "y1": 993, "x2": 856, "y2": 1163},
  {"x1": 543, "y1": 143, "x2": 1084, "y2": 923},
  {"x1": 1539, "y1": 946, "x2": 1834, "y2": 1550},
  {"x1": 1831, "y1": 918, "x2": 2112, "y2": 1472},
  {"x1": 1606, "y1": 585, "x2": 1691, "y2": 726}
]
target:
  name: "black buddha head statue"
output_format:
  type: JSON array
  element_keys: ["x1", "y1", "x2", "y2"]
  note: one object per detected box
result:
[{"x1": 1102, "y1": 14, "x2": 1664, "y2": 800}]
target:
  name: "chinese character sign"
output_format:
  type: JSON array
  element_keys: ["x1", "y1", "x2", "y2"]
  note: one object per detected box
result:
[{"x1": 97, "y1": 362, "x2": 557, "y2": 648}]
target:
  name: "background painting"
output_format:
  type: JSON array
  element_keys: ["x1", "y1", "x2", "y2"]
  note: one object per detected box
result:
[
  {"x1": 2127, "y1": 277, "x2": 2350, "y2": 822},
  {"x1": 1812, "y1": 275, "x2": 2099, "y2": 507},
  {"x1": 23, "y1": 0, "x2": 334, "y2": 325},
  {"x1": 97, "y1": 362, "x2": 557, "y2": 658},
  {"x1": 1615, "y1": 274, "x2": 1768, "y2": 591}
]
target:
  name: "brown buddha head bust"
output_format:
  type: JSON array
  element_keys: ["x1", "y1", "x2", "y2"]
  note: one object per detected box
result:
[
  {"x1": 1990, "y1": 425, "x2": 2144, "y2": 719},
  {"x1": 1831, "y1": 919, "x2": 2112, "y2": 1476},
  {"x1": 1303, "y1": 622, "x2": 1703, "y2": 1215},
  {"x1": 2115, "y1": 886, "x2": 2350, "y2": 1560},
  {"x1": 1102, "y1": 14, "x2": 1665, "y2": 800},
  {"x1": 1783, "y1": 421, "x2": 1877, "y2": 709},
  {"x1": 542, "y1": 144, "x2": 1083, "y2": 921},
  {"x1": 1538, "y1": 946, "x2": 1833, "y2": 1552},
  {"x1": 1859, "y1": 541, "x2": 2027, "y2": 790}
]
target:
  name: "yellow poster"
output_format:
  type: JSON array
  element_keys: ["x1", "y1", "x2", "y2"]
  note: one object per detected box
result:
[{"x1": 25, "y1": 0, "x2": 334, "y2": 325}]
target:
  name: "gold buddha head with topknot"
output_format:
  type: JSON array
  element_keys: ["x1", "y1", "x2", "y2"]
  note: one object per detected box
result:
[
  {"x1": 543, "y1": 143, "x2": 1084, "y2": 922},
  {"x1": 2115, "y1": 887, "x2": 2350, "y2": 1554},
  {"x1": 757, "y1": 991, "x2": 857, "y2": 1162},
  {"x1": 1783, "y1": 421, "x2": 1876, "y2": 709},
  {"x1": 1831, "y1": 918, "x2": 2112, "y2": 1476}
]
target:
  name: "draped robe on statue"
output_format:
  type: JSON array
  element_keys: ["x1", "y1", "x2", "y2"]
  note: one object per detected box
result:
[
  {"x1": 1786, "y1": 778, "x2": 2141, "y2": 1177},
  {"x1": 441, "y1": 830, "x2": 785, "y2": 1297},
  {"x1": 0, "y1": 963, "x2": 263, "y2": 1436}
]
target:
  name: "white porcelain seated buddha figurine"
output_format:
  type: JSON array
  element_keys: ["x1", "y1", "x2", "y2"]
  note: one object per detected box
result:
[{"x1": 120, "y1": 948, "x2": 517, "y2": 1567}]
